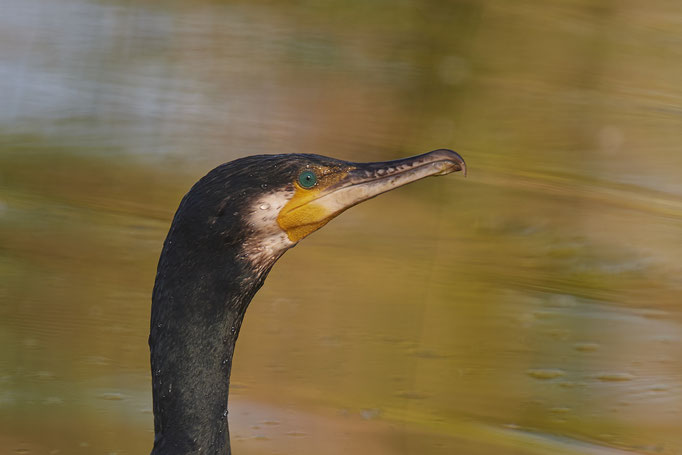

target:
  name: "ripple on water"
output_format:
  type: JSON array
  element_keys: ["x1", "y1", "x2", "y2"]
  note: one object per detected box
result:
[
  {"x1": 395, "y1": 391, "x2": 430, "y2": 400},
  {"x1": 81, "y1": 356, "x2": 112, "y2": 366},
  {"x1": 549, "y1": 407, "x2": 571, "y2": 414},
  {"x1": 407, "y1": 348, "x2": 450, "y2": 359},
  {"x1": 98, "y1": 392, "x2": 125, "y2": 401},
  {"x1": 43, "y1": 397, "x2": 63, "y2": 405},
  {"x1": 33, "y1": 371, "x2": 55, "y2": 380},
  {"x1": 573, "y1": 342, "x2": 600, "y2": 352},
  {"x1": 558, "y1": 381, "x2": 581, "y2": 388},
  {"x1": 360, "y1": 408, "x2": 381, "y2": 420},
  {"x1": 526, "y1": 368, "x2": 566, "y2": 380},
  {"x1": 648, "y1": 384, "x2": 670, "y2": 392},
  {"x1": 594, "y1": 372, "x2": 635, "y2": 382},
  {"x1": 285, "y1": 431, "x2": 307, "y2": 437}
]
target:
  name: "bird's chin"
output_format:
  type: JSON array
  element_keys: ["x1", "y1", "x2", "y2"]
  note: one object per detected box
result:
[{"x1": 277, "y1": 149, "x2": 466, "y2": 242}]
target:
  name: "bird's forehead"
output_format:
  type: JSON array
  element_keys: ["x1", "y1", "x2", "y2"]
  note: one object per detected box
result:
[
  {"x1": 277, "y1": 154, "x2": 352, "y2": 173},
  {"x1": 230, "y1": 154, "x2": 350, "y2": 190}
]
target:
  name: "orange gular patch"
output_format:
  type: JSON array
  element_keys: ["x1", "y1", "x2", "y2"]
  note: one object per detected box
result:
[{"x1": 276, "y1": 169, "x2": 350, "y2": 242}]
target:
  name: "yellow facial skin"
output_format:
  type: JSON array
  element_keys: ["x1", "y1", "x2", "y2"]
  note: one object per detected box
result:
[
  {"x1": 275, "y1": 149, "x2": 466, "y2": 243},
  {"x1": 276, "y1": 167, "x2": 350, "y2": 243}
]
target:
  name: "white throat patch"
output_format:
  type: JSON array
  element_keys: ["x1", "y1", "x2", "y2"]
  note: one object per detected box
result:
[{"x1": 242, "y1": 190, "x2": 296, "y2": 268}]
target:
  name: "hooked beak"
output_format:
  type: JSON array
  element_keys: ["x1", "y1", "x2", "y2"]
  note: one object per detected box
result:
[
  {"x1": 277, "y1": 149, "x2": 466, "y2": 242},
  {"x1": 323, "y1": 148, "x2": 465, "y2": 210}
]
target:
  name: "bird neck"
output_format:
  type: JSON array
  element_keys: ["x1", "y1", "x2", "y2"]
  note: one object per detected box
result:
[{"x1": 149, "y1": 241, "x2": 275, "y2": 455}]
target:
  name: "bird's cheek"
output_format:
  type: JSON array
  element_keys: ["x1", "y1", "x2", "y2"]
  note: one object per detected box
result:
[{"x1": 277, "y1": 201, "x2": 333, "y2": 243}]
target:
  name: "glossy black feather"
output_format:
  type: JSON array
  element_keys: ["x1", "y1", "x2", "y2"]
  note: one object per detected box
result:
[{"x1": 150, "y1": 154, "x2": 349, "y2": 454}]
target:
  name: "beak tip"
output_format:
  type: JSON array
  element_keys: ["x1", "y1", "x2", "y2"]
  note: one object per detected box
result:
[{"x1": 431, "y1": 148, "x2": 467, "y2": 178}]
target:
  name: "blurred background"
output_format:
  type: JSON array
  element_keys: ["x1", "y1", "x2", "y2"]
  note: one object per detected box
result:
[{"x1": 1, "y1": 0, "x2": 681, "y2": 454}]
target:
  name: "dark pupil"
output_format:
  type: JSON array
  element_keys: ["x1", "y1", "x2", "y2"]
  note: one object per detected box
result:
[{"x1": 299, "y1": 171, "x2": 316, "y2": 188}]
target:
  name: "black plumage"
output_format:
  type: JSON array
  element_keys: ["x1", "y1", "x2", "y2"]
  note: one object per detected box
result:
[{"x1": 150, "y1": 151, "x2": 465, "y2": 454}]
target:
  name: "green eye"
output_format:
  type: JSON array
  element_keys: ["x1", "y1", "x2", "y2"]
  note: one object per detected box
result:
[{"x1": 298, "y1": 170, "x2": 317, "y2": 188}]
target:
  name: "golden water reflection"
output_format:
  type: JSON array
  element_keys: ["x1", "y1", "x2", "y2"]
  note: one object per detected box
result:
[{"x1": 1, "y1": 0, "x2": 681, "y2": 453}]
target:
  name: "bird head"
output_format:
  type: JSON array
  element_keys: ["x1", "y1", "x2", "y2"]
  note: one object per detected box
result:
[
  {"x1": 271, "y1": 149, "x2": 466, "y2": 242},
  {"x1": 171, "y1": 149, "x2": 466, "y2": 271}
]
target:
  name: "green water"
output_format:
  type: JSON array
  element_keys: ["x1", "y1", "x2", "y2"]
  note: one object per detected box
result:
[{"x1": 1, "y1": 0, "x2": 681, "y2": 454}]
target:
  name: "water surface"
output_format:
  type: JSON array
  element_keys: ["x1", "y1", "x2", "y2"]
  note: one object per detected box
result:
[{"x1": 1, "y1": 0, "x2": 681, "y2": 453}]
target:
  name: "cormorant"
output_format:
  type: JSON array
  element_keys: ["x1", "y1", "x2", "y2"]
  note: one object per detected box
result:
[{"x1": 150, "y1": 149, "x2": 466, "y2": 454}]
